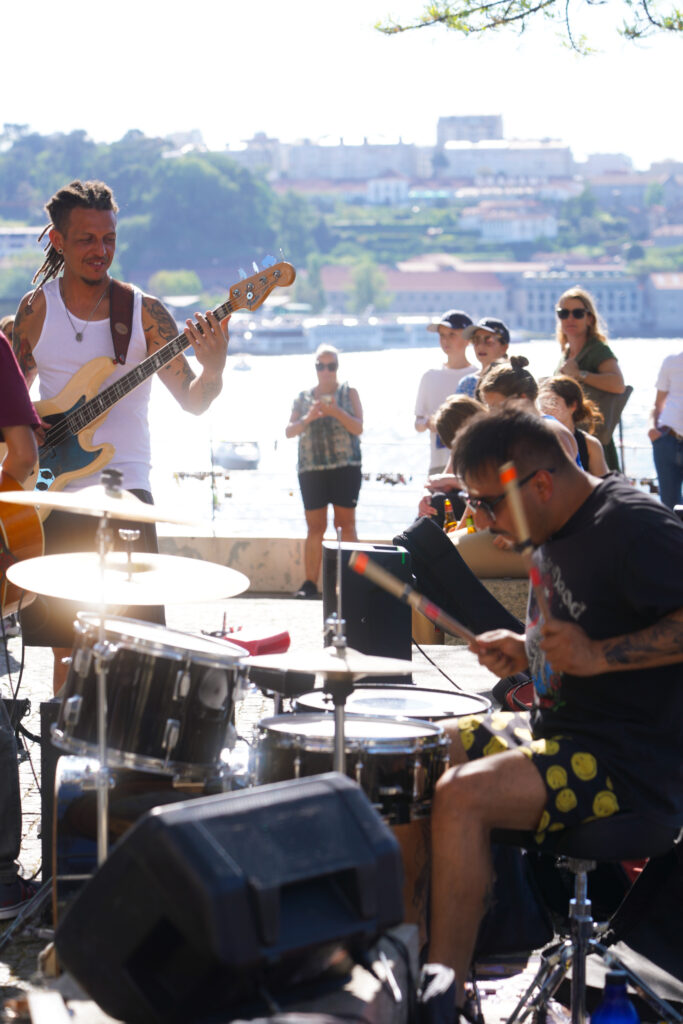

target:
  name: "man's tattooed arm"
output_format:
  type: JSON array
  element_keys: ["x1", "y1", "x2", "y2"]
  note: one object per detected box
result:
[
  {"x1": 142, "y1": 296, "x2": 225, "y2": 414},
  {"x1": 600, "y1": 607, "x2": 683, "y2": 671},
  {"x1": 12, "y1": 304, "x2": 38, "y2": 383}
]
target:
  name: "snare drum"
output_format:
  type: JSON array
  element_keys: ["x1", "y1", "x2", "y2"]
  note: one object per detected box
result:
[
  {"x1": 253, "y1": 713, "x2": 448, "y2": 825},
  {"x1": 295, "y1": 684, "x2": 491, "y2": 721},
  {"x1": 52, "y1": 615, "x2": 246, "y2": 779}
]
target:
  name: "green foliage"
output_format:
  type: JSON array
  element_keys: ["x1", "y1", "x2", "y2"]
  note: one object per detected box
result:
[
  {"x1": 348, "y1": 258, "x2": 392, "y2": 313},
  {"x1": 148, "y1": 269, "x2": 203, "y2": 296},
  {"x1": 375, "y1": 0, "x2": 683, "y2": 53},
  {"x1": 628, "y1": 244, "x2": 683, "y2": 273}
]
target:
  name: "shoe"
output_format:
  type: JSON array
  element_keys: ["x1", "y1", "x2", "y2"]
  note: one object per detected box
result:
[
  {"x1": 417, "y1": 963, "x2": 457, "y2": 1024},
  {"x1": 293, "y1": 579, "x2": 319, "y2": 599},
  {"x1": 0, "y1": 877, "x2": 40, "y2": 920}
]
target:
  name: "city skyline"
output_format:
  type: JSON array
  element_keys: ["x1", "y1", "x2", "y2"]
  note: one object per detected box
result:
[{"x1": 4, "y1": 0, "x2": 681, "y2": 172}]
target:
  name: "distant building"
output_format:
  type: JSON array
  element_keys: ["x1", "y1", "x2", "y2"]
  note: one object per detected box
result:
[
  {"x1": 580, "y1": 153, "x2": 633, "y2": 176},
  {"x1": 437, "y1": 116, "x2": 504, "y2": 145},
  {"x1": 459, "y1": 200, "x2": 558, "y2": 243},
  {"x1": 0, "y1": 226, "x2": 43, "y2": 259},
  {"x1": 366, "y1": 173, "x2": 410, "y2": 205},
  {"x1": 519, "y1": 268, "x2": 642, "y2": 336},
  {"x1": 651, "y1": 224, "x2": 683, "y2": 248},
  {"x1": 443, "y1": 140, "x2": 574, "y2": 180},
  {"x1": 645, "y1": 273, "x2": 683, "y2": 334}
]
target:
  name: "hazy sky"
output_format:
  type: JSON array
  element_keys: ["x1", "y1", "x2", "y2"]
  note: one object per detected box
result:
[{"x1": 3, "y1": 0, "x2": 680, "y2": 170}]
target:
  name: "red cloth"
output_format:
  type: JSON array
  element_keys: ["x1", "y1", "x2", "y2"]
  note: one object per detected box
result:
[{"x1": 0, "y1": 332, "x2": 40, "y2": 435}]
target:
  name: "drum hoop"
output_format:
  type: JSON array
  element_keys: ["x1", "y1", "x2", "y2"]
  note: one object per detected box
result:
[
  {"x1": 50, "y1": 726, "x2": 216, "y2": 779},
  {"x1": 257, "y1": 713, "x2": 445, "y2": 753},
  {"x1": 76, "y1": 613, "x2": 243, "y2": 668},
  {"x1": 296, "y1": 685, "x2": 491, "y2": 716}
]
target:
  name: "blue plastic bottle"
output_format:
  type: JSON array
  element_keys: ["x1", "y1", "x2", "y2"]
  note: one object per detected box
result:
[{"x1": 590, "y1": 970, "x2": 639, "y2": 1024}]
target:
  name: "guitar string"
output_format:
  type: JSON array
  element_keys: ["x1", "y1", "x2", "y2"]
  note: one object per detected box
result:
[{"x1": 40, "y1": 298, "x2": 237, "y2": 450}]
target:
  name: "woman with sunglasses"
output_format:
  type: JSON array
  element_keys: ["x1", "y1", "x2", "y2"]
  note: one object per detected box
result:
[
  {"x1": 286, "y1": 345, "x2": 363, "y2": 599},
  {"x1": 555, "y1": 287, "x2": 626, "y2": 470}
]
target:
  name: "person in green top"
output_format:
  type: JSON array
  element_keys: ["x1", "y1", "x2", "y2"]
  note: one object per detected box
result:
[{"x1": 555, "y1": 286, "x2": 627, "y2": 471}]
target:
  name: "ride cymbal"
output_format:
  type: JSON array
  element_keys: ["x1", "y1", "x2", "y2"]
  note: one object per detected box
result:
[
  {"x1": 6, "y1": 552, "x2": 249, "y2": 605},
  {"x1": 0, "y1": 485, "x2": 198, "y2": 526}
]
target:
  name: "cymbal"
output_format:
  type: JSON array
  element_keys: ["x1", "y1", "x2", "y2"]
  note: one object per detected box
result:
[
  {"x1": 6, "y1": 552, "x2": 249, "y2": 605},
  {"x1": 0, "y1": 485, "x2": 197, "y2": 525},
  {"x1": 245, "y1": 647, "x2": 412, "y2": 678}
]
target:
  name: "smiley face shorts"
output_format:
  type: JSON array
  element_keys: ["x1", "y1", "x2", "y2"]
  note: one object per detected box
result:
[{"x1": 456, "y1": 710, "x2": 627, "y2": 844}]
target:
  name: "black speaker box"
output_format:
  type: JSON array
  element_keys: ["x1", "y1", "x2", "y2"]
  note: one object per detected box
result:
[
  {"x1": 55, "y1": 772, "x2": 403, "y2": 1024},
  {"x1": 322, "y1": 542, "x2": 412, "y2": 681}
]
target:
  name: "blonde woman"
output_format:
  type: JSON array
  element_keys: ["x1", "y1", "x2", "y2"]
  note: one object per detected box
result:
[
  {"x1": 286, "y1": 345, "x2": 363, "y2": 598},
  {"x1": 555, "y1": 287, "x2": 626, "y2": 470}
]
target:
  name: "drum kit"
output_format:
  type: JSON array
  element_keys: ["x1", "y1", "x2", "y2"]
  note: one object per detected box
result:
[{"x1": 1, "y1": 482, "x2": 490, "y2": 926}]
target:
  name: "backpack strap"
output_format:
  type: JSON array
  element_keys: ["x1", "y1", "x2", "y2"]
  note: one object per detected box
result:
[{"x1": 109, "y1": 280, "x2": 135, "y2": 365}]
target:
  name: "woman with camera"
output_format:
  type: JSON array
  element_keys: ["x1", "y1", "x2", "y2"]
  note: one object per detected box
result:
[{"x1": 285, "y1": 345, "x2": 363, "y2": 599}]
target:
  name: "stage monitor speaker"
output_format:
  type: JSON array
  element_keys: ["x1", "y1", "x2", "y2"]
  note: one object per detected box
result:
[
  {"x1": 322, "y1": 541, "x2": 412, "y2": 682},
  {"x1": 55, "y1": 772, "x2": 404, "y2": 1024}
]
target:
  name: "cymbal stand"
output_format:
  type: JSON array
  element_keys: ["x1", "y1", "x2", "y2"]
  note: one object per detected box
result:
[
  {"x1": 323, "y1": 529, "x2": 353, "y2": 774},
  {"x1": 92, "y1": 511, "x2": 116, "y2": 866}
]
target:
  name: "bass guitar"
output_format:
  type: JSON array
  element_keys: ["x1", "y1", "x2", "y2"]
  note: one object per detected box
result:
[{"x1": 21, "y1": 261, "x2": 295, "y2": 507}]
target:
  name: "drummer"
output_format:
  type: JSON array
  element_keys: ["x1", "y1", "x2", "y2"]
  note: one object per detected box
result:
[
  {"x1": 12, "y1": 179, "x2": 229, "y2": 692},
  {"x1": 426, "y1": 406, "x2": 683, "y2": 1014}
]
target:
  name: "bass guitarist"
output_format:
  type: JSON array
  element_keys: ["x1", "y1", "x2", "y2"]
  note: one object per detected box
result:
[{"x1": 12, "y1": 179, "x2": 229, "y2": 692}]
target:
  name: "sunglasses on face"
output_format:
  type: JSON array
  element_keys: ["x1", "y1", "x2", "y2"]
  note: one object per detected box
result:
[
  {"x1": 316, "y1": 361, "x2": 338, "y2": 371},
  {"x1": 556, "y1": 308, "x2": 587, "y2": 320},
  {"x1": 457, "y1": 467, "x2": 555, "y2": 523}
]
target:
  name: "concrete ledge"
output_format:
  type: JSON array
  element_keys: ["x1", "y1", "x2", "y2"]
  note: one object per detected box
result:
[{"x1": 158, "y1": 535, "x2": 306, "y2": 594}]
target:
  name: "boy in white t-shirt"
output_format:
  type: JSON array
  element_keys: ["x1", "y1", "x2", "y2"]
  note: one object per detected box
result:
[{"x1": 414, "y1": 309, "x2": 474, "y2": 473}]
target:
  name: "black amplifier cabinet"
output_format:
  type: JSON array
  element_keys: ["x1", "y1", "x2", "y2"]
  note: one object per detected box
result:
[{"x1": 322, "y1": 541, "x2": 412, "y2": 682}]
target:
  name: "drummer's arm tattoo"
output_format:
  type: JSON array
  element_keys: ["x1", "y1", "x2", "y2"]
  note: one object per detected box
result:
[{"x1": 601, "y1": 608, "x2": 683, "y2": 670}]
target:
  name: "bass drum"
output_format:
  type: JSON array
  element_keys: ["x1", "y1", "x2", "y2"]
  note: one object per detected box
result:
[
  {"x1": 52, "y1": 614, "x2": 246, "y2": 779},
  {"x1": 295, "y1": 684, "x2": 491, "y2": 721}
]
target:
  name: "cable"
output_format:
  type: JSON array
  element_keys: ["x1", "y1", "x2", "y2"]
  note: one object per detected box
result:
[{"x1": 412, "y1": 636, "x2": 464, "y2": 690}]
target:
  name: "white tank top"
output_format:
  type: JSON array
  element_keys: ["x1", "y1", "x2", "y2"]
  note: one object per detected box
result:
[{"x1": 34, "y1": 278, "x2": 152, "y2": 491}]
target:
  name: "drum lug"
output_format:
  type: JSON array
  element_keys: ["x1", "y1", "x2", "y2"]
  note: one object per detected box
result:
[
  {"x1": 73, "y1": 647, "x2": 92, "y2": 678},
  {"x1": 293, "y1": 754, "x2": 302, "y2": 779},
  {"x1": 174, "y1": 668, "x2": 191, "y2": 700},
  {"x1": 413, "y1": 755, "x2": 421, "y2": 801},
  {"x1": 355, "y1": 757, "x2": 364, "y2": 787},
  {"x1": 162, "y1": 718, "x2": 181, "y2": 767},
  {"x1": 63, "y1": 695, "x2": 83, "y2": 726}
]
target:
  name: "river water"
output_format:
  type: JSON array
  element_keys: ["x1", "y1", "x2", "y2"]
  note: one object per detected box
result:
[{"x1": 149, "y1": 337, "x2": 682, "y2": 539}]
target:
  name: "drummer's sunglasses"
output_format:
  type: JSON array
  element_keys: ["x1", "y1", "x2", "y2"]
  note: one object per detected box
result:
[
  {"x1": 458, "y1": 467, "x2": 555, "y2": 522},
  {"x1": 556, "y1": 308, "x2": 587, "y2": 320}
]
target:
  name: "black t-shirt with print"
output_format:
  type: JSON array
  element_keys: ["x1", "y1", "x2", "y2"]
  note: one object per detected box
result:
[{"x1": 525, "y1": 473, "x2": 683, "y2": 826}]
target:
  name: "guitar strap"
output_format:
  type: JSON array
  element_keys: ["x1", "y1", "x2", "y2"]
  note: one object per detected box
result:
[{"x1": 109, "y1": 280, "x2": 135, "y2": 365}]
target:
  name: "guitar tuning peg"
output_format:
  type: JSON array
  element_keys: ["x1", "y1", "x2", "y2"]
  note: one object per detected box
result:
[
  {"x1": 238, "y1": 268, "x2": 247, "y2": 281},
  {"x1": 252, "y1": 261, "x2": 259, "y2": 273},
  {"x1": 279, "y1": 247, "x2": 287, "y2": 262},
  {"x1": 262, "y1": 254, "x2": 276, "y2": 268}
]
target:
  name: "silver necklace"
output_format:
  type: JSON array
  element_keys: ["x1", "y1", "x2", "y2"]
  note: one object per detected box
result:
[{"x1": 60, "y1": 280, "x2": 110, "y2": 342}]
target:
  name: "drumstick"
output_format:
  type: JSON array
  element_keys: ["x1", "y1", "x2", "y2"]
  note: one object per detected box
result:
[
  {"x1": 349, "y1": 550, "x2": 477, "y2": 644},
  {"x1": 498, "y1": 461, "x2": 551, "y2": 621}
]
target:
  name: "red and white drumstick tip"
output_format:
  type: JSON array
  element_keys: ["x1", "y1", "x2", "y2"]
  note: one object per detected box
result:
[{"x1": 349, "y1": 550, "x2": 368, "y2": 575}]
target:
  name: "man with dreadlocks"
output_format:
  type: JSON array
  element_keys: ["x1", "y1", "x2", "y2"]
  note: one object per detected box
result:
[{"x1": 12, "y1": 180, "x2": 229, "y2": 691}]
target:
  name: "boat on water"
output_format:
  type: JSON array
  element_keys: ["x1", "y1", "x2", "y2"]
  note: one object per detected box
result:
[{"x1": 212, "y1": 440, "x2": 260, "y2": 470}]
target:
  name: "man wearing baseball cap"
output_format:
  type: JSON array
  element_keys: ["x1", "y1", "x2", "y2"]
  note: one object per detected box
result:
[
  {"x1": 415, "y1": 309, "x2": 474, "y2": 473},
  {"x1": 456, "y1": 317, "x2": 511, "y2": 398}
]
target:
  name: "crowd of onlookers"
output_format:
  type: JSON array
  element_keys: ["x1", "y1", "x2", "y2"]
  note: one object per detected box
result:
[{"x1": 413, "y1": 288, "x2": 683, "y2": 517}]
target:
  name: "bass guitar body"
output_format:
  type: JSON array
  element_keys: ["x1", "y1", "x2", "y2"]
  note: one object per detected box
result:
[
  {"x1": 28, "y1": 357, "x2": 117, "y2": 514},
  {"x1": 0, "y1": 475, "x2": 44, "y2": 617}
]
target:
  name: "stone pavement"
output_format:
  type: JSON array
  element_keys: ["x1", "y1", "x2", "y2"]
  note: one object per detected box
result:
[{"x1": 0, "y1": 593, "x2": 495, "y2": 1011}]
